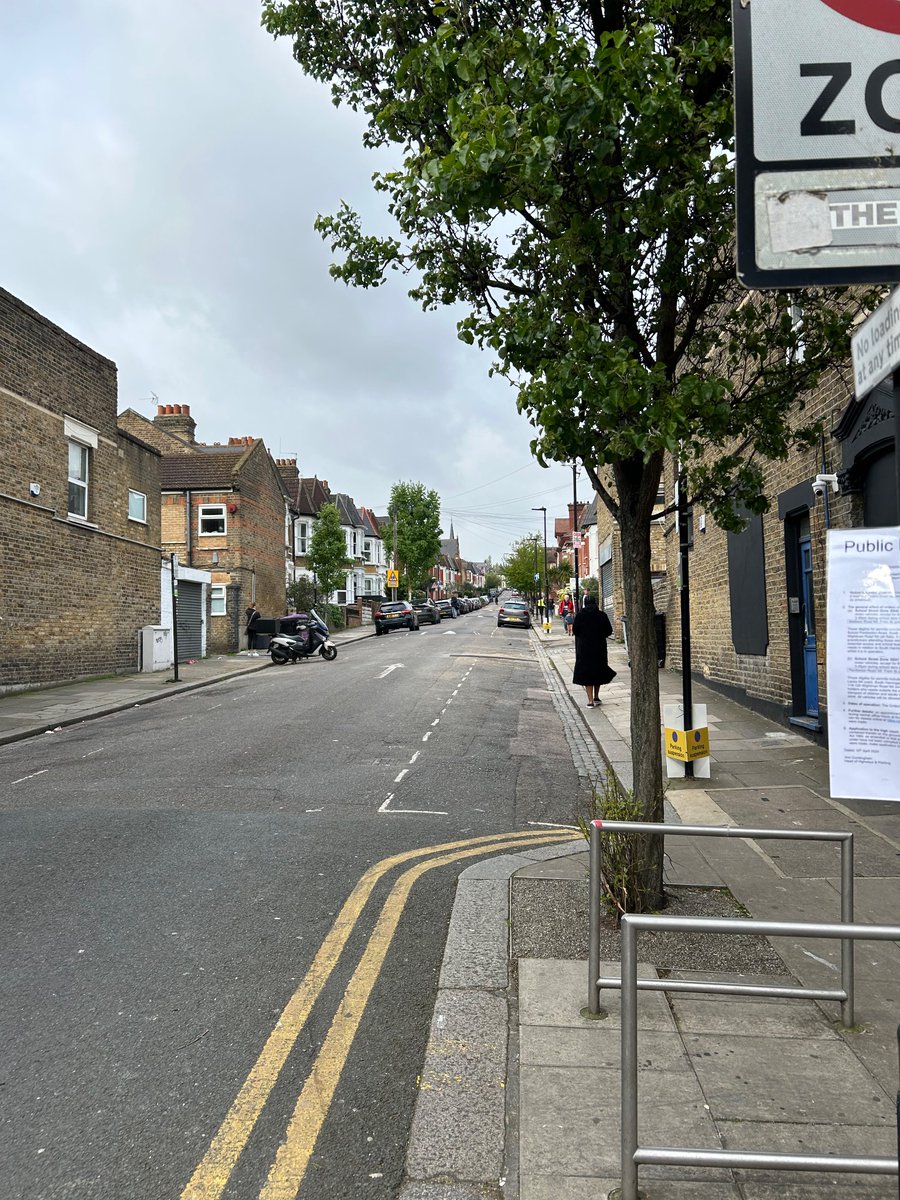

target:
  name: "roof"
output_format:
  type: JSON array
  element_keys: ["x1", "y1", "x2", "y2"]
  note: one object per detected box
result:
[
  {"x1": 332, "y1": 492, "x2": 364, "y2": 528},
  {"x1": 160, "y1": 449, "x2": 249, "y2": 490},
  {"x1": 580, "y1": 496, "x2": 598, "y2": 528},
  {"x1": 294, "y1": 477, "x2": 332, "y2": 517},
  {"x1": 358, "y1": 506, "x2": 382, "y2": 538}
]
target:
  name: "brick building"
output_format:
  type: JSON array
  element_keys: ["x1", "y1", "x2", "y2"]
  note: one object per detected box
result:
[
  {"x1": 0, "y1": 288, "x2": 162, "y2": 691},
  {"x1": 660, "y1": 367, "x2": 898, "y2": 739},
  {"x1": 579, "y1": 363, "x2": 898, "y2": 740},
  {"x1": 118, "y1": 407, "x2": 290, "y2": 654}
]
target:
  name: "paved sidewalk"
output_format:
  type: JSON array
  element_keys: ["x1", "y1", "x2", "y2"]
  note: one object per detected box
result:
[
  {"x1": 0, "y1": 624, "x2": 375, "y2": 746},
  {"x1": 402, "y1": 629, "x2": 900, "y2": 1198}
]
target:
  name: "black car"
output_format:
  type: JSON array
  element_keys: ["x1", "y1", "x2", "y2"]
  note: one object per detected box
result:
[
  {"x1": 435, "y1": 599, "x2": 456, "y2": 620},
  {"x1": 411, "y1": 599, "x2": 441, "y2": 625},
  {"x1": 374, "y1": 600, "x2": 419, "y2": 635}
]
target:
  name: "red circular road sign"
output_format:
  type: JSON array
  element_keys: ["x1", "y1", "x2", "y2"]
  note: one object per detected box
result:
[{"x1": 820, "y1": 0, "x2": 900, "y2": 34}]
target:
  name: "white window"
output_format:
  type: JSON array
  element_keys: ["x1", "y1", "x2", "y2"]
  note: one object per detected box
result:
[
  {"x1": 352, "y1": 531, "x2": 359, "y2": 556},
  {"x1": 295, "y1": 521, "x2": 309, "y2": 555},
  {"x1": 128, "y1": 489, "x2": 147, "y2": 523},
  {"x1": 67, "y1": 441, "x2": 89, "y2": 519},
  {"x1": 199, "y1": 504, "x2": 227, "y2": 535},
  {"x1": 363, "y1": 539, "x2": 372, "y2": 563},
  {"x1": 210, "y1": 585, "x2": 227, "y2": 615}
]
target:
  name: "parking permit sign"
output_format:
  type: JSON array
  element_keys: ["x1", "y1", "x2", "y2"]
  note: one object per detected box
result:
[{"x1": 734, "y1": 0, "x2": 900, "y2": 287}]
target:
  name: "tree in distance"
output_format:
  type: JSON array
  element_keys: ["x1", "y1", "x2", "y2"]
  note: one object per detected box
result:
[
  {"x1": 263, "y1": 0, "x2": 868, "y2": 907},
  {"x1": 389, "y1": 481, "x2": 443, "y2": 597},
  {"x1": 502, "y1": 535, "x2": 544, "y2": 599},
  {"x1": 307, "y1": 502, "x2": 351, "y2": 604}
]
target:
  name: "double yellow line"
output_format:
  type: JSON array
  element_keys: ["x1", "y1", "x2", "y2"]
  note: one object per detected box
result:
[{"x1": 181, "y1": 827, "x2": 576, "y2": 1200}]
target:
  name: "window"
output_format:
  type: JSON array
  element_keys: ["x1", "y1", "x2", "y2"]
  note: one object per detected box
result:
[
  {"x1": 210, "y1": 585, "x2": 227, "y2": 616},
  {"x1": 363, "y1": 539, "x2": 372, "y2": 563},
  {"x1": 295, "y1": 520, "x2": 309, "y2": 555},
  {"x1": 128, "y1": 489, "x2": 147, "y2": 523},
  {"x1": 199, "y1": 504, "x2": 227, "y2": 535},
  {"x1": 68, "y1": 441, "x2": 89, "y2": 518},
  {"x1": 63, "y1": 417, "x2": 98, "y2": 522}
]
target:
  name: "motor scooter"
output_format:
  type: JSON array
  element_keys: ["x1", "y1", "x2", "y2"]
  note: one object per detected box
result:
[{"x1": 268, "y1": 609, "x2": 338, "y2": 664}]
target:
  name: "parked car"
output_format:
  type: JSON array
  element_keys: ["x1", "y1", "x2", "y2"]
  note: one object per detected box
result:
[
  {"x1": 435, "y1": 599, "x2": 456, "y2": 619},
  {"x1": 497, "y1": 600, "x2": 531, "y2": 629},
  {"x1": 411, "y1": 598, "x2": 441, "y2": 625},
  {"x1": 374, "y1": 600, "x2": 419, "y2": 634}
]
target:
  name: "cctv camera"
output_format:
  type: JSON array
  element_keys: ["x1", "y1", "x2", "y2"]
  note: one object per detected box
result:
[{"x1": 812, "y1": 473, "x2": 839, "y2": 497}]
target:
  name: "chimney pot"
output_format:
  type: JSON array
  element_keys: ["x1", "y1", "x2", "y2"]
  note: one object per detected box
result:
[
  {"x1": 182, "y1": 404, "x2": 190, "y2": 415},
  {"x1": 157, "y1": 404, "x2": 165, "y2": 416}
]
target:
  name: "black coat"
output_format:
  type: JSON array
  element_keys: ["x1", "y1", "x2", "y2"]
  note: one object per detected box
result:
[{"x1": 572, "y1": 607, "x2": 616, "y2": 687}]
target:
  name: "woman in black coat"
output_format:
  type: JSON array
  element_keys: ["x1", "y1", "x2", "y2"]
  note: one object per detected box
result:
[{"x1": 572, "y1": 594, "x2": 616, "y2": 707}]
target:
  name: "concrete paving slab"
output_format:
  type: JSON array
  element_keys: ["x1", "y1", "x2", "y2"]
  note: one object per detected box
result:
[
  {"x1": 519, "y1": 1063, "x2": 730, "y2": 1180},
  {"x1": 719, "y1": 1116, "x2": 897, "y2": 1174},
  {"x1": 515, "y1": 852, "x2": 588, "y2": 881},
  {"x1": 521, "y1": 1177, "x2": 740, "y2": 1199},
  {"x1": 519, "y1": 959, "x2": 675, "y2": 1031},
  {"x1": 684, "y1": 1033, "x2": 895, "y2": 1125},
  {"x1": 739, "y1": 1183, "x2": 896, "y2": 1199},
  {"x1": 521, "y1": 1026, "x2": 691, "y2": 1073},
  {"x1": 671, "y1": 996, "x2": 838, "y2": 1038}
]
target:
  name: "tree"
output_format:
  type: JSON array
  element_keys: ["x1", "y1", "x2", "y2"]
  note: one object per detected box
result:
[
  {"x1": 286, "y1": 575, "x2": 316, "y2": 614},
  {"x1": 484, "y1": 570, "x2": 503, "y2": 594},
  {"x1": 263, "y1": 0, "x2": 866, "y2": 906},
  {"x1": 582, "y1": 575, "x2": 600, "y2": 600},
  {"x1": 502, "y1": 535, "x2": 543, "y2": 598},
  {"x1": 307, "y1": 503, "x2": 351, "y2": 602},
  {"x1": 388, "y1": 481, "x2": 443, "y2": 596}
]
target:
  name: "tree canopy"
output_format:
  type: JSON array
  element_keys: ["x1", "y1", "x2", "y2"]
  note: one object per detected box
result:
[
  {"x1": 388, "y1": 480, "x2": 443, "y2": 594},
  {"x1": 502, "y1": 534, "x2": 543, "y2": 597},
  {"x1": 307, "y1": 502, "x2": 351, "y2": 601}
]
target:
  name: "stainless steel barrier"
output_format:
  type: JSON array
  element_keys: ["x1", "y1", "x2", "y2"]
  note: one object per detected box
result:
[
  {"x1": 588, "y1": 819, "x2": 856, "y2": 1024},
  {"x1": 618, "y1": 915, "x2": 900, "y2": 1200}
]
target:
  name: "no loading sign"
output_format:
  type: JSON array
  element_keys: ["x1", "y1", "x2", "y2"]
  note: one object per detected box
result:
[{"x1": 819, "y1": 0, "x2": 900, "y2": 34}]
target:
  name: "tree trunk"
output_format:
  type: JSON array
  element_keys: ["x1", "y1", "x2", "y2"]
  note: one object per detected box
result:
[{"x1": 614, "y1": 452, "x2": 665, "y2": 909}]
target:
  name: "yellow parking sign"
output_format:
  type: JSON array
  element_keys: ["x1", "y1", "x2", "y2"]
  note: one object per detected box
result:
[
  {"x1": 665, "y1": 725, "x2": 710, "y2": 763},
  {"x1": 386, "y1": 569, "x2": 399, "y2": 589}
]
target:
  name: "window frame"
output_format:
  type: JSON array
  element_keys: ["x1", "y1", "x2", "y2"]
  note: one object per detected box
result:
[
  {"x1": 198, "y1": 503, "x2": 227, "y2": 536},
  {"x1": 128, "y1": 489, "x2": 147, "y2": 524},
  {"x1": 295, "y1": 520, "x2": 309, "y2": 556},
  {"x1": 67, "y1": 440, "x2": 90, "y2": 520},
  {"x1": 210, "y1": 584, "x2": 227, "y2": 616}
]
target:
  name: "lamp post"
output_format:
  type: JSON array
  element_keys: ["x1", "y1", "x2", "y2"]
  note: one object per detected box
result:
[
  {"x1": 532, "y1": 506, "x2": 549, "y2": 631},
  {"x1": 572, "y1": 463, "x2": 580, "y2": 612}
]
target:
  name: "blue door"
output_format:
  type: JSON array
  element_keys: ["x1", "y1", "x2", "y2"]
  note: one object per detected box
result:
[{"x1": 799, "y1": 536, "x2": 819, "y2": 717}]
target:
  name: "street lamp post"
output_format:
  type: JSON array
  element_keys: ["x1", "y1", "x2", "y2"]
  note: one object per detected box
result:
[
  {"x1": 572, "y1": 463, "x2": 580, "y2": 612},
  {"x1": 532, "y1": 506, "x2": 549, "y2": 631}
]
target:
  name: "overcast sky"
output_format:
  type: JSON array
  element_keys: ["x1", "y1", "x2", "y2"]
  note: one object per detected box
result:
[{"x1": 0, "y1": 0, "x2": 580, "y2": 563}]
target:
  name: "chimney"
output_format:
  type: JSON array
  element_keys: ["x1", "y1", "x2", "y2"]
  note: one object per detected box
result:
[{"x1": 154, "y1": 402, "x2": 197, "y2": 445}]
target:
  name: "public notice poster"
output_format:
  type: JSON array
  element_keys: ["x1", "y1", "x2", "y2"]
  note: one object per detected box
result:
[{"x1": 826, "y1": 529, "x2": 900, "y2": 802}]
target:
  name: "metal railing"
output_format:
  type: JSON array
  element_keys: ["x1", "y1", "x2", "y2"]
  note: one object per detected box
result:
[
  {"x1": 618, "y1": 914, "x2": 900, "y2": 1200},
  {"x1": 588, "y1": 819, "x2": 857, "y2": 1024}
]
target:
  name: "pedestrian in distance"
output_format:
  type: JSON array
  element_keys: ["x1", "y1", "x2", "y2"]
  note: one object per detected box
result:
[
  {"x1": 245, "y1": 602, "x2": 260, "y2": 650},
  {"x1": 564, "y1": 598, "x2": 575, "y2": 637},
  {"x1": 572, "y1": 593, "x2": 616, "y2": 707}
]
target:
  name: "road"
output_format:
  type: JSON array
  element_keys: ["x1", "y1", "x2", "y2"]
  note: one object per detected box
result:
[{"x1": 0, "y1": 606, "x2": 581, "y2": 1200}]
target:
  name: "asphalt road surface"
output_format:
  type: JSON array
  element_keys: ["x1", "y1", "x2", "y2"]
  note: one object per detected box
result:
[{"x1": 0, "y1": 606, "x2": 581, "y2": 1200}]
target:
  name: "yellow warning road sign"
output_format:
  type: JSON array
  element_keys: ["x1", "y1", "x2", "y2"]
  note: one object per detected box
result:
[{"x1": 386, "y1": 569, "x2": 399, "y2": 589}]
